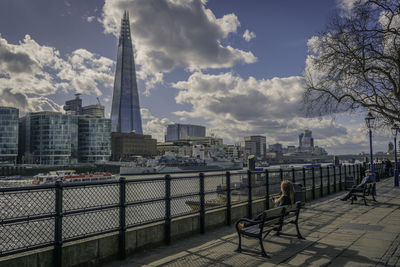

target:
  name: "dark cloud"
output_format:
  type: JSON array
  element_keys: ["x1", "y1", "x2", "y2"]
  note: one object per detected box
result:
[{"x1": 0, "y1": 48, "x2": 36, "y2": 73}]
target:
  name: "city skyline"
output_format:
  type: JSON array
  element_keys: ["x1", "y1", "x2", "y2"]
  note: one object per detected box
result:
[{"x1": 0, "y1": 0, "x2": 394, "y2": 154}]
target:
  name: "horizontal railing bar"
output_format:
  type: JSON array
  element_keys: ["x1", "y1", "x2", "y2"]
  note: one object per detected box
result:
[
  {"x1": 63, "y1": 228, "x2": 120, "y2": 243},
  {"x1": 63, "y1": 204, "x2": 120, "y2": 216},
  {"x1": 125, "y1": 177, "x2": 165, "y2": 183},
  {"x1": 0, "y1": 184, "x2": 56, "y2": 192},
  {"x1": 126, "y1": 218, "x2": 166, "y2": 229},
  {"x1": 1, "y1": 213, "x2": 55, "y2": 225},
  {"x1": 62, "y1": 180, "x2": 120, "y2": 188}
]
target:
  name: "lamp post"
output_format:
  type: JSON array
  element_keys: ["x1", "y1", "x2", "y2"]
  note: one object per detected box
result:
[
  {"x1": 391, "y1": 123, "x2": 399, "y2": 187},
  {"x1": 365, "y1": 109, "x2": 376, "y2": 179}
]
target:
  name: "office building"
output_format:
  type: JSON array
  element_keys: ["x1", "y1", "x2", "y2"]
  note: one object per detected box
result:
[
  {"x1": 111, "y1": 132, "x2": 157, "y2": 160},
  {"x1": 20, "y1": 112, "x2": 78, "y2": 165},
  {"x1": 165, "y1": 124, "x2": 206, "y2": 142},
  {"x1": 110, "y1": 11, "x2": 143, "y2": 134},
  {"x1": 78, "y1": 116, "x2": 111, "y2": 163},
  {"x1": 0, "y1": 107, "x2": 18, "y2": 164},
  {"x1": 299, "y1": 130, "x2": 314, "y2": 148}
]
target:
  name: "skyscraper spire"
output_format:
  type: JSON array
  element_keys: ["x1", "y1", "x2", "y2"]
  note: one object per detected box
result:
[{"x1": 111, "y1": 10, "x2": 143, "y2": 134}]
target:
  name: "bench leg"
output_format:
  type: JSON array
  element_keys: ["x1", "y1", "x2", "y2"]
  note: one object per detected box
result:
[
  {"x1": 259, "y1": 238, "x2": 268, "y2": 257},
  {"x1": 295, "y1": 222, "x2": 304, "y2": 239},
  {"x1": 235, "y1": 234, "x2": 242, "y2": 253},
  {"x1": 363, "y1": 197, "x2": 368, "y2": 206},
  {"x1": 372, "y1": 196, "x2": 377, "y2": 202}
]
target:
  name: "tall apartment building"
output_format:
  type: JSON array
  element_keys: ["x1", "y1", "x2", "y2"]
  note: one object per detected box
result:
[
  {"x1": 0, "y1": 107, "x2": 19, "y2": 164},
  {"x1": 165, "y1": 124, "x2": 206, "y2": 142}
]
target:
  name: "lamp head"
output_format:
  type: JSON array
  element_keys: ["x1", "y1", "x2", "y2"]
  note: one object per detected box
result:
[
  {"x1": 392, "y1": 123, "x2": 399, "y2": 137},
  {"x1": 365, "y1": 108, "x2": 376, "y2": 129}
]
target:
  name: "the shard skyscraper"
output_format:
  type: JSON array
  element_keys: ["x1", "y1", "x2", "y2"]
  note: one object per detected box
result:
[{"x1": 111, "y1": 11, "x2": 143, "y2": 134}]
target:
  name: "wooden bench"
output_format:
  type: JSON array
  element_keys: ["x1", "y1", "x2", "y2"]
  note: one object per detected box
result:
[
  {"x1": 235, "y1": 201, "x2": 303, "y2": 257},
  {"x1": 350, "y1": 182, "x2": 377, "y2": 205}
]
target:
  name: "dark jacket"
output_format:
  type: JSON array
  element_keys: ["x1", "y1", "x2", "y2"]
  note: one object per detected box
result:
[{"x1": 278, "y1": 195, "x2": 292, "y2": 206}]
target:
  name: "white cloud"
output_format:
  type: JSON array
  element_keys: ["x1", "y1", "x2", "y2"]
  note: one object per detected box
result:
[
  {"x1": 140, "y1": 108, "x2": 173, "y2": 141},
  {"x1": 87, "y1": 16, "x2": 95, "y2": 22},
  {"x1": 100, "y1": 0, "x2": 257, "y2": 93},
  {"x1": 243, "y1": 29, "x2": 256, "y2": 42},
  {"x1": 0, "y1": 34, "x2": 115, "y2": 113},
  {"x1": 170, "y1": 71, "x2": 391, "y2": 154}
]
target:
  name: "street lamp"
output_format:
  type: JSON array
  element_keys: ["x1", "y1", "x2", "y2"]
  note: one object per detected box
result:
[
  {"x1": 391, "y1": 123, "x2": 399, "y2": 187},
  {"x1": 365, "y1": 109, "x2": 376, "y2": 179}
]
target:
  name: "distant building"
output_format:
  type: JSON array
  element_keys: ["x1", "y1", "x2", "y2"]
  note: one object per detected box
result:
[
  {"x1": 242, "y1": 135, "x2": 266, "y2": 159},
  {"x1": 165, "y1": 124, "x2": 206, "y2": 142},
  {"x1": 388, "y1": 142, "x2": 394, "y2": 154},
  {"x1": 81, "y1": 105, "x2": 105, "y2": 118},
  {"x1": 64, "y1": 93, "x2": 82, "y2": 115},
  {"x1": 269, "y1": 143, "x2": 283, "y2": 153},
  {"x1": 192, "y1": 144, "x2": 205, "y2": 160},
  {"x1": 64, "y1": 94, "x2": 105, "y2": 118},
  {"x1": 78, "y1": 116, "x2": 111, "y2": 163},
  {"x1": 19, "y1": 112, "x2": 78, "y2": 165},
  {"x1": 0, "y1": 107, "x2": 18, "y2": 164},
  {"x1": 111, "y1": 132, "x2": 157, "y2": 160},
  {"x1": 223, "y1": 144, "x2": 240, "y2": 159},
  {"x1": 299, "y1": 130, "x2": 314, "y2": 148}
]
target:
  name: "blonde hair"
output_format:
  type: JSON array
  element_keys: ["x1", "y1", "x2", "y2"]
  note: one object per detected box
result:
[{"x1": 276, "y1": 180, "x2": 295, "y2": 205}]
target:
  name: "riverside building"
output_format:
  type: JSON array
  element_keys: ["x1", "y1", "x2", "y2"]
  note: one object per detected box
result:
[
  {"x1": 78, "y1": 116, "x2": 111, "y2": 163},
  {"x1": 0, "y1": 107, "x2": 19, "y2": 164}
]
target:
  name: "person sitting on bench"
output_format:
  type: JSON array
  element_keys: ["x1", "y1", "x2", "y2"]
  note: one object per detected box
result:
[
  {"x1": 274, "y1": 180, "x2": 295, "y2": 206},
  {"x1": 340, "y1": 170, "x2": 375, "y2": 201}
]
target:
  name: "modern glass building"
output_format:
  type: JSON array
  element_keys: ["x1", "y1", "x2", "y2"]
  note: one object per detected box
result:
[
  {"x1": 0, "y1": 107, "x2": 19, "y2": 164},
  {"x1": 165, "y1": 124, "x2": 206, "y2": 142},
  {"x1": 21, "y1": 112, "x2": 78, "y2": 165},
  {"x1": 78, "y1": 116, "x2": 111, "y2": 163},
  {"x1": 111, "y1": 11, "x2": 143, "y2": 134}
]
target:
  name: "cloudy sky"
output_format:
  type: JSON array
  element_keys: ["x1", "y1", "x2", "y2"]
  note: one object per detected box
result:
[{"x1": 0, "y1": 0, "x2": 394, "y2": 154}]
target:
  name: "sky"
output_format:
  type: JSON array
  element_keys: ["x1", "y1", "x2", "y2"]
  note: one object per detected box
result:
[{"x1": 0, "y1": 0, "x2": 394, "y2": 155}]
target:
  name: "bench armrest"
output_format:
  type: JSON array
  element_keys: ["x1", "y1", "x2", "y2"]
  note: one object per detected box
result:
[{"x1": 235, "y1": 218, "x2": 262, "y2": 229}]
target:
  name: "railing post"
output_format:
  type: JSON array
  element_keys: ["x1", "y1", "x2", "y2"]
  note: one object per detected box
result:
[
  {"x1": 54, "y1": 181, "x2": 63, "y2": 267},
  {"x1": 292, "y1": 167, "x2": 296, "y2": 183},
  {"x1": 119, "y1": 177, "x2": 127, "y2": 259},
  {"x1": 339, "y1": 165, "x2": 342, "y2": 191},
  {"x1": 333, "y1": 166, "x2": 337, "y2": 193},
  {"x1": 265, "y1": 169, "x2": 270, "y2": 210},
  {"x1": 279, "y1": 168, "x2": 283, "y2": 182},
  {"x1": 312, "y1": 167, "x2": 315, "y2": 200},
  {"x1": 247, "y1": 170, "x2": 252, "y2": 218},
  {"x1": 199, "y1": 173, "x2": 205, "y2": 234},
  {"x1": 327, "y1": 166, "x2": 331, "y2": 195},
  {"x1": 320, "y1": 166, "x2": 323, "y2": 197},
  {"x1": 226, "y1": 171, "x2": 231, "y2": 225},
  {"x1": 302, "y1": 167, "x2": 306, "y2": 203},
  {"x1": 165, "y1": 175, "x2": 171, "y2": 245}
]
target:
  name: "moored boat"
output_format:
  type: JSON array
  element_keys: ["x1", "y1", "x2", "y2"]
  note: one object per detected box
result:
[{"x1": 32, "y1": 170, "x2": 115, "y2": 185}]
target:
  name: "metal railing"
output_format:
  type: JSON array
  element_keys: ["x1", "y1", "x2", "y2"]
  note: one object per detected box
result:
[{"x1": 1, "y1": 163, "x2": 390, "y2": 266}]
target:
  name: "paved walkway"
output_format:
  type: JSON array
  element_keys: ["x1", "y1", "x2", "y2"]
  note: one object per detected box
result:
[{"x1": 106, "y1": 178, "x2": 400, "y2": 267}]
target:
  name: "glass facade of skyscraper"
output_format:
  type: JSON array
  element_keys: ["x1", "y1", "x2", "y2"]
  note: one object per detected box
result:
[
  {"x1": 111, "y1": 11, "x2": 143, "y2": 134},
  {"x1": 0, "y1": 107, "x2": 18, "y2": 164},
  {"x1": 28, "y1": 112, "x2": 78, "y2": 165},
  {"x1": 78, "y1": 117, "x2": 111, "y2": 163}
]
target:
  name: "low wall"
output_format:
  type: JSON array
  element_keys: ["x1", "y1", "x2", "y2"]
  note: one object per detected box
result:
[{"x1": 0, "y1": 181, "x2": 346, "y2": 267}]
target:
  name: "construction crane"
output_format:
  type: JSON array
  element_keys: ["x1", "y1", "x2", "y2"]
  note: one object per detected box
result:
[{"x1": 96, "y1": 97, "x2": 101, "y2": 106}]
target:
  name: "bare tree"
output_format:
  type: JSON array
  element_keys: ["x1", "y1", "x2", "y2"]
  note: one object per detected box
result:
[{"x1": 304, "y1": 0, "x2": 400, "y2": 124}]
